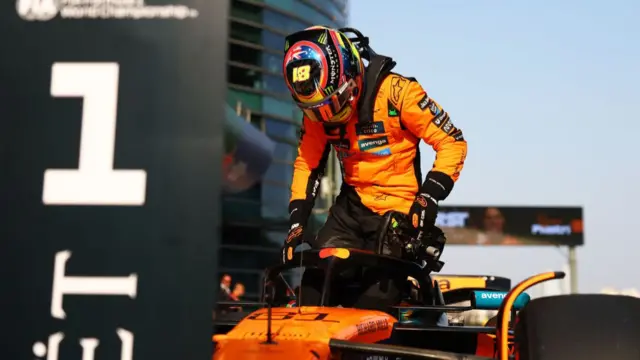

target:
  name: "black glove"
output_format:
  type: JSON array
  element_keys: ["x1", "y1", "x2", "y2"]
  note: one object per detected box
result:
[
  {"x1": 282, "y1": 200, "x2": 311, "y2": 264},
  {"x1": 408, "y1": 193, "x2": 439, "y2": 241},
  {"x1": 409, "y1": 171, "x2": 455, "y2": 240},
  {"x1": 281, "y1": 224, "x2": 304, "y2": 264}
]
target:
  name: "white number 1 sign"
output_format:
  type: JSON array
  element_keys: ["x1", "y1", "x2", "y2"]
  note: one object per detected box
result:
[{"x1": 42, "y1": 63, "x2": 147, "y2": 206}]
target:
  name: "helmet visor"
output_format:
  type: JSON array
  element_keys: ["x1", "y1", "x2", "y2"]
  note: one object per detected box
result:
[
  {"x1": 296, "y1": 79, "x2": 357, "y2": 123},
  {"x1": 284, "y1": 57, "x2": 327, "y2": 103}
]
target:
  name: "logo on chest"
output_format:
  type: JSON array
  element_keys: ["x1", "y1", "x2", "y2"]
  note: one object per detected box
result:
[
  {"x1": 358, "y1": 136, "x2": 389, "y2": 151},
  {"x1": 355, "y1": 121, "x2": 385, "y2": 136}
]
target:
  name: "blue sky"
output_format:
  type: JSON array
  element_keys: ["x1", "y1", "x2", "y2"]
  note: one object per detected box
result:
[{"x1": 349, "y1": 0, "x2": 640, "y2": 293}]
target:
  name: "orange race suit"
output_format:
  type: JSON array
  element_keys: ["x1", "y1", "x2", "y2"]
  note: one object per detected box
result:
[
  {"x1": 289, "y1": 73, "x2": 467, "y2": 234},
  {"x1": 290, "y1": 72, "x2": 467, "y2": 310}
]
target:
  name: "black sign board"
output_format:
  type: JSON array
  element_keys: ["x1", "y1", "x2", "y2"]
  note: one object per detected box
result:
[{"x1": 0, "y1": 1, "x2": 226, "y2": 359}]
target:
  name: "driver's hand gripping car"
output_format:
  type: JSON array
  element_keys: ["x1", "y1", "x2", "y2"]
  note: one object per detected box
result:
[{"x1": 280, "y1": 26, "x2": 468, "y2": 311}]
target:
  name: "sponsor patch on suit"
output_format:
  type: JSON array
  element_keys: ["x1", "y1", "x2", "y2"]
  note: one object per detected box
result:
[
  {"x1": 441, "y1": 118, "x2": 455, "y2": 134},
  {"x1": 418, "y1": 94, "x2": 430, "y2": 110},
  {"x1": 451, "y1": 129, "x2": 465, "y2": 141},
  {"x1": 390, "y1": 76, "x2": 408, "y2": 105},
  {"x1": 358, "y1": 136, "x2": 389, "y2": 151},
  {"x1": 372, "y1": 148, "x2": 392, "y2": 156},
  {"x1": 428, "y1": 100, "x2": 441, "y2": 116},
  {"x1": 387, "y1": 100, "x2": 399, "y2": 117},
  {"x1": 432, "y1": 112, "x2": 448, "y2": 128},
  {"x1": 355, "y1": 121, "x2": 385, "y2": 135}
]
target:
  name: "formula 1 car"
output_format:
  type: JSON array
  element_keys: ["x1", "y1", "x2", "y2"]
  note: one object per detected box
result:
[{"x1": 213, "y1": 214, "x2": 640, "y2": 360}]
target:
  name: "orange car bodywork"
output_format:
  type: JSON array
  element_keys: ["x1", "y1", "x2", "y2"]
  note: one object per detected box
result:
[
  {"x1": 212, "y1": 305, "x2": 514, "y2": 359},
  {"x1": 213, "y1": 271, "x2": 534, "y2": 359},
  {"x1": 212, "y1": 306, "x2": 397, "y2": 360}
]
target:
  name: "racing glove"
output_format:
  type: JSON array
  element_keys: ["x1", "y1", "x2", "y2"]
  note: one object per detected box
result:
[
  {"x1": 408, "y1": 193, "x2": 438, "y2": 239},
  {"x1": 282, "y1": 223, "x2": 304, "y2": 264},
  {"x1": 281, "y1": 200, "x2": 309, "y2": 264},
  {"x1": 408, "y1": 171, "x2": 454, "y2": 240}
]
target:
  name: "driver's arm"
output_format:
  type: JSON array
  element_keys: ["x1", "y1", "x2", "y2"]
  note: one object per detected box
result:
[
  {"x1": 289, "y1": 116, "x2": 330, "y2": 227},
  {"x1": 400, "y1": 81, "x2": 468, "y2": 200}
]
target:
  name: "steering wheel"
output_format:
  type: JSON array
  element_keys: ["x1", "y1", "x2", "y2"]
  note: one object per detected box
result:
[{"x1": 375, "y1": 211, "x2": 447, "y2": 273}]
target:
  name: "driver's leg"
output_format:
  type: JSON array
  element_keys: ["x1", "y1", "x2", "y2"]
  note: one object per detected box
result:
[
  {"x1": 300, "y1": 186, "x2": 405, "y2": 310},
  {"x1": 350, "y1": 204, "x2": 406, "y2": 311},
  {"x1": 309, "y1": 190, "x2": 364, "y2": 249},
  {"x1": 298, "y1": 192, "x2": 363, "y2": 307}
]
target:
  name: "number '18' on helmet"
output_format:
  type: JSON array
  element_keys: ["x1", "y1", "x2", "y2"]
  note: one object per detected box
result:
[{"x1": 283, "y1": 26, "x2": 365, "y2": 124}]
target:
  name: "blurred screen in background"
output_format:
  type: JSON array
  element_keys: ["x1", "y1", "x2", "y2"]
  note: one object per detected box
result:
[
  {"x1": 436, "y1": 206, "x2": 583, "y2": 246},
  {"x1": 223, "y1": 106, "x2": 275, "y2": 193}
]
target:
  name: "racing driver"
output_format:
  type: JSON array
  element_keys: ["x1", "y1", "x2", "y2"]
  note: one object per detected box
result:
[{"x1": 281, "y1": 26, "x2": 468, "y2": 310}]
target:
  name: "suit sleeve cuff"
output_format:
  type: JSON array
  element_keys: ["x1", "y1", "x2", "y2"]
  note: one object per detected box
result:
[
  {"x1": 421, "y1": 171, "x2": 454, "y2": 201},
  {"x1": 288, "y1": 199, "x2": 311, "y2": 227}
]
